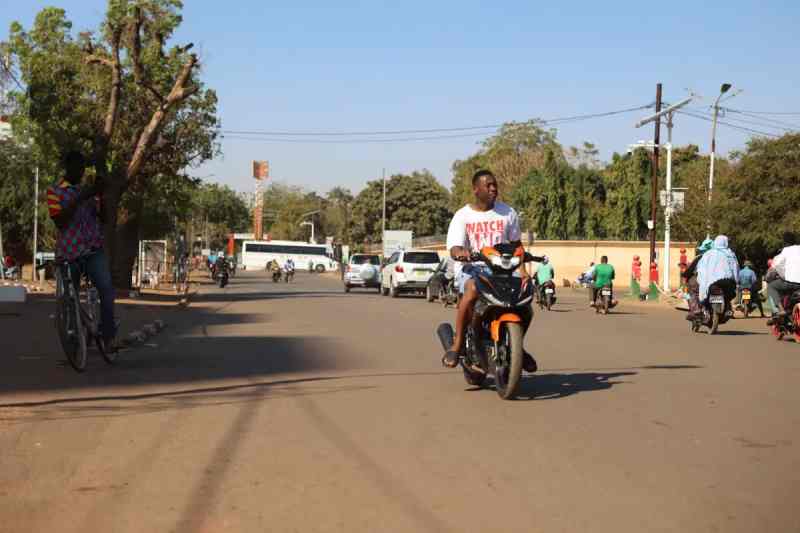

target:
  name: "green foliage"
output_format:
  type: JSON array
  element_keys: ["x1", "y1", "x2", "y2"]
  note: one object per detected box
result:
[
  {"x1": 600, "y1": 150, "x2": 652, "y2": 240},
  {"x1": 350, "y1": 170, "x2": 451, "y2": 244},
  {"x1": 0, "y1": 140, "x2": 56, "y2": 259},
  {"x1": 451, "y1": 120, "x2": 559, "y2": 208},
  {"x1": 721, "y1": 133, "x2": 800, "y2": 266}
]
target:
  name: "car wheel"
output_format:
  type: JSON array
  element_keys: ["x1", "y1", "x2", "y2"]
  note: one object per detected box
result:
[
  {"x1": 426, "y1": 285, "x2": 435, "y2": 303},
  {"x1": 315, "y1": 264, "x2": 326, "y2": 273},
  {"x1": 390, "y1": 278, "x2": 399, "y2": 298}
]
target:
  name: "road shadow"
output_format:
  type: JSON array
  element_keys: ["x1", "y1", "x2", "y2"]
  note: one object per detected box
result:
[
  {"x1": 0, "y1": 370, "x2": 451, "y2": 422},
  {"x1": 517, "y1": 371, "x2": 638, "y2": 400},
  {"x1": 713, "y1": 330, "x2": 768, "y2": 336}
]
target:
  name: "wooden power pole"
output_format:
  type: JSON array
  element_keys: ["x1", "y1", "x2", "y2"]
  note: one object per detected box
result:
[{"x1": 649, "y1": 83, "x2": 662, "y2": 266}]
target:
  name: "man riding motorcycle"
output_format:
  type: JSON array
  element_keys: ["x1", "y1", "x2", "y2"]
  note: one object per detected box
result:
[
  {"x1": 283, "y1": 258, "x2": 296, "y2": 282},
  {"x1": 737, "y1": 260, "x2": 765, "y2": 318},
  {"x1": 441, "y1": 169, "x2": 537, "y2": 374},
  {"x1": 766, "y1": 232, "x2": 800, "y2": 325},
  {"x1": 590, "y1": 255, "x2": 616, "y2": 309},
  {"x1": 534, "y1": 256, "x2": 556, "y2": 305}
]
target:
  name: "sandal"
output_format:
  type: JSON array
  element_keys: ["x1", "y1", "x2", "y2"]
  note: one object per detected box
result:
[{"x1": 442, "y1": 350, "x2": 460, "y2": 368}]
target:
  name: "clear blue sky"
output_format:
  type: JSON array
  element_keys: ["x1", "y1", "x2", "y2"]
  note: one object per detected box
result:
[{"x1": 3, "y1": 1, "x2": 799, "y2": 196}]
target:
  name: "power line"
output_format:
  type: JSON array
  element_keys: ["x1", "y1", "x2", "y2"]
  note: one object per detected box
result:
[
  {"x1": 675, "y1": 109, "x2": 781, "y2": 138},
  {"x1": 682, "y1": 106, "x2": 798, "y2": 133},
  {"x1": 219, "y1": 104, "x2": 653, "y2": 139},
  {"x1": 722, "y1": 108, "x2": 800, "y2": 131},
  {"x1": 222, "y1": 131, "x2": 496, "y2": 144},
  {"x1": 720, "y1": 108, "x2": 800, "y2": 116}
]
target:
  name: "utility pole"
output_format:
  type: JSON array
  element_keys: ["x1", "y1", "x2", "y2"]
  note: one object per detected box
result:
[
  {"x1": 708, "y1": 83, "x2": 733, "y2": 232},
  {"x1": 649, "y1": 83, "x2": 662, "y2": 266},
  {"x1": 0, "y1": 219, "x2": 5, "y2": 280},
  {"x1": 32, "y1": 166, "x2": 39, "y2": 282},
  {"x1": 635, "y1": 94, "x2": 695, "y2": 292},
  {"x1": 664, "y1": 117, "x2": 673, "y2": 292},
  {"x1": 381, "y1": 168, "x2": 386, "y2": 250}
]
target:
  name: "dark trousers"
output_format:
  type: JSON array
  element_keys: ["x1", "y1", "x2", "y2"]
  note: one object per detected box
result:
[
  {"x1": 68, "y1": 251, "x2": 116, "y2": 341},
  {"x1": 767, "y1": 278, "x2": 800, "y2": 314}
]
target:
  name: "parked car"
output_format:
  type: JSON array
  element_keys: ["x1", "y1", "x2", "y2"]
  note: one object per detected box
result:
[
  {"x1": 381, "y1": 249, "x2": 442, "y2": 298},
  {"x1": 426, "y1": 258, "x2": 457, "y2": 306},
  {"x1": 344, "y1": 254, "x2": 382, "y2": 293}
]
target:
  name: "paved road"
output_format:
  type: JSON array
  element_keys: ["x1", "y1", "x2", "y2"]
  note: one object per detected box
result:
[{"x1": 1, "y1": 271, "x2": 798, "y2": 533}]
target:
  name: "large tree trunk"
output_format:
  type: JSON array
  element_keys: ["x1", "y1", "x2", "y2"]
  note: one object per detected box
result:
[{"x1": 102, "y1": 180, "x2": 143, "y2": 290}]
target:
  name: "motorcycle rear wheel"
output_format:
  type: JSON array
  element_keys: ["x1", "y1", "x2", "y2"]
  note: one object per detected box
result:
[
  {"x1": 710, "y1": 312, "x2": 720, "y2": 335},
  {"x1": 494, "y1": 322, "x2": 524, "y2": 400}
]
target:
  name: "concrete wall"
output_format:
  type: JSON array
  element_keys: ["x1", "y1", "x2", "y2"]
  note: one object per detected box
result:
[{"x1": 422, "y1": 240, "x2": 695, "y2": 288}]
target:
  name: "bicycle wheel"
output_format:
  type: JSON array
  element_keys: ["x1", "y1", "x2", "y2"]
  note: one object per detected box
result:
[{"x1": 67, "y1": 287, "x2": 88, "y2": 372}]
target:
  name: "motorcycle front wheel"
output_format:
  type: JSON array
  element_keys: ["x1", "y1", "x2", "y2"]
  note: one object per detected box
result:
[{"x1": 494, "y1": 322, "x2": 524, "y2": 400}]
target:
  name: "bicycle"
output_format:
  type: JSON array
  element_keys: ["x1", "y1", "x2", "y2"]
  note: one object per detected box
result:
[
  {"x1": 38, "y1": 258, "x2": 118, "y2": 372},
  {"x1": 173, "y1": 254, "x2": 189, "y2": 294}
]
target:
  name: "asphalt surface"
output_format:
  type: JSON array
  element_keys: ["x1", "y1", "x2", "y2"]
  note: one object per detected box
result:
[{"x1": 1, "y1": 271, "x2": 798, "y2": 533}]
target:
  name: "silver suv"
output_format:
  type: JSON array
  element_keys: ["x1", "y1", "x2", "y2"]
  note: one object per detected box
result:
[{"x1": 344, "y1": 254, "x2": 382, "y2": 293}]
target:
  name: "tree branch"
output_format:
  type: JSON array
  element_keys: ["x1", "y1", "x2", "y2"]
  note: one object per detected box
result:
[
  {"x1": 127, "y1": 53, "x2": 200, "y2": 180},
  {"x1": 130, "y1": 7, "x2": 164, "y2": 103}
]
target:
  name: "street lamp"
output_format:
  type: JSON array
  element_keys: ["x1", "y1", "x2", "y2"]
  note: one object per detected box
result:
[
  {"x1": 708, "y1": 83, "x2": 732, "y2": 207},
  {"x1": 634, "y1": 95, "x2": 695, "y2": 292},
  {"x1": 299, "y1": 221, "x2": 315, "y2": 243},
  {"x1": 297, "y1": 209, "x2": 321, "y2": 244}
]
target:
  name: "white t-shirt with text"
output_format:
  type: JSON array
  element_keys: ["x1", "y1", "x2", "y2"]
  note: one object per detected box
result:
[{"x1": 445, "y1": 201, "x2": 522, "y2": 276}]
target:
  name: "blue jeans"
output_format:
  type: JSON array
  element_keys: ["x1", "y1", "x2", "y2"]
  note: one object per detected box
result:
[{"x1": 68, "y1": 251, "x2": 116, "y2": 341}]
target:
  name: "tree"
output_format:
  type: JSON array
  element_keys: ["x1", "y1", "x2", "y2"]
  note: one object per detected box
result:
[
  {"x1": 0, "y1": 139, "x2": 56, "y2": 261},
  {"x1": 601, "y1": 150, "x2": 652, "y2": 240},
  {"x1": 350, "y1": 170, "x2": 451, "y2": 244},
  {"x1": 190, "y1": 182, "x2": 250, "y2": 249},
  {"x1": 722, "y1": 133, "x2": 800, "y2": 267},
  {"x1": 6, "y1": 2, "x2": 218, "y2": 287},
  {"x1": 323, "y1": 186, "x2": 354, "y2": 244},
  {"x1": 451, "y1": 120, "x2": 560, "y2": 208}
]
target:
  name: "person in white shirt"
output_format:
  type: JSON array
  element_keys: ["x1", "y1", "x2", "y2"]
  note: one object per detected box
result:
[
  {"x1": 442, "y1": 169, "x2": 536, "y2": 373},
  {"x1": 767, "y1": 232, "x2": 800, "y2": 324}
]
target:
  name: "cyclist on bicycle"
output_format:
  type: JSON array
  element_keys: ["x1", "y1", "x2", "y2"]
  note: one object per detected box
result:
[{"x1": 46, "y1": 151, "x2": 117, "y2": 349}]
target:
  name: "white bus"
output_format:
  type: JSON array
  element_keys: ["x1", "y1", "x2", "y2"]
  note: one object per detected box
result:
[{"x1": 241, "y1": 240, "x2": 339, "y2": 273}]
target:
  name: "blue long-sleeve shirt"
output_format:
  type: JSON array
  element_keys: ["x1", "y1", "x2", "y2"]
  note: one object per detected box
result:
[{"x1": 738, "y1": 267, "x2": 757, "y2": 288}]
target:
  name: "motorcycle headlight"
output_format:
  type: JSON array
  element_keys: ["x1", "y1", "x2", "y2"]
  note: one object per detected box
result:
[{"x1": 490, "y1": 255, "x2": 521, "y2": 270}]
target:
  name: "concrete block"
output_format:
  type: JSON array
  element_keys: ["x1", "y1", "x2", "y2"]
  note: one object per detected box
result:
[{"x1": 0, "y1": 286, "x2": 26, "y2": 303}]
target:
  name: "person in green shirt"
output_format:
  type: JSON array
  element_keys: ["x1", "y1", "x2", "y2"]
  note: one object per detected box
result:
[
  {"x1": 591, "y1": 255, "x2": 616, "y2": 307},
  {"x1": 535, "y1": 256, "x2": 556, "y2": 303},
  {"x1": 535, "y1": 256, "x2": 554, "y2": 284}
]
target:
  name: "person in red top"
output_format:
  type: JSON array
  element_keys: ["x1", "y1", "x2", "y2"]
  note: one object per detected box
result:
[{"x1": 47, "y1": 151, "x2": 117, "y2": 347}]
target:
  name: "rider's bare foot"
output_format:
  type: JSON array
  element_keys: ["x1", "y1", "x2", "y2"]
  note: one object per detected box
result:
[{"x1": 442, "y1": 350, "x2": 459, "y2": 368}]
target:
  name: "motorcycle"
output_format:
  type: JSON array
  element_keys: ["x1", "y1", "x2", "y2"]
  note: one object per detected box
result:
[
  {"x1": 1, "y1": 265, "x2": 20, "y2": 281},
  {"x1": 440, "y1": 276, "x2": 458, "y2": 308},
  {"x1": 436, "y1": 243, "x2": 541, "y2": 400},
  {"x1": 218, "y1": 267, "x2": 229, "y2": 288},
  {"x1": 770, "y1": 290, "x2": 800, "y2": 342},
  {"x1": 690, "y1": 279, "x2": 735, "y2": 334},
  {"x1": 537, "y1": 280, "x2": 556, "y2": 311},
  {"x1": 272, "y1": 270, "x2": 282, "y2": 283},
  {"x1": 283, "y1": 268, "x2": 295, "y2": 283},
  {"x1": 594, "y1": 284, "x2": 616, "y2": 315}
]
